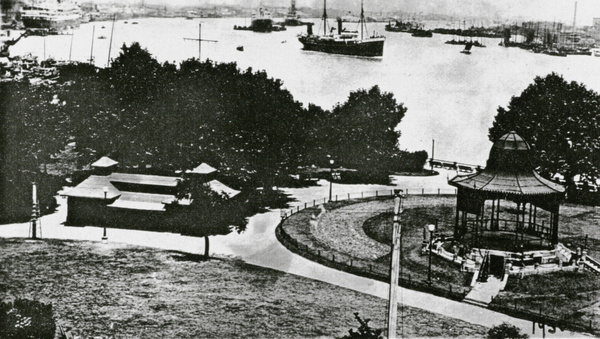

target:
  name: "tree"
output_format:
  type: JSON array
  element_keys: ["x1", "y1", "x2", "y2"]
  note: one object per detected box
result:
[
  {"x1": 173, "y1": 178, "x2": 247, "y2": 258},
  {"x1": 341, "y1": 312, "x2": 383, "y2": 339},
  {"x1": 489, "y1": 73, "x2": 600, "y2": 190},
  {"x1": 486, "y1": 322, "x2": 529, "y2": 339},
  {"x1": 321, "y1": 86, "x2": 407, "y2": 173}
]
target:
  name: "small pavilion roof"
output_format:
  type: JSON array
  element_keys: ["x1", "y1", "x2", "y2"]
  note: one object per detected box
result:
[
  {"x1": 186, "y1": 163, "x2": 217, "y2": 175},
  {"x1": 107, "y1": 173, "x2": 180, "y2": 187},
  {"x1": 108, "y1": 192, "x2": 174, "y2": 211},
  {"x1": 207, "y1": 180, "x2": 241, "y2": 199},
  {"x1": 91, "y1": 156, "x2": 119, "y2": 168},
  {"x1": 62, "y1": 176, "x2": 121, "y2": 199}
]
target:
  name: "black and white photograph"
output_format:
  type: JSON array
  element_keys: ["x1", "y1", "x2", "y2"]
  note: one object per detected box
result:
[{"x1": 1, "y1": 0, "x2": 599, "y2": 338}]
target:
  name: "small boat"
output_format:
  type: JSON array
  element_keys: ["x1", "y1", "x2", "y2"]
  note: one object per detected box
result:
[
  {"x1": 97, "y1": 35, "x2": 107, "y2": 39},
  {"x1": 236, "y1": 45, "x2": 244, "y2": 51},
  {"x1": 101, "y1": 26, "x2": 106, "y2": 29},
  {"x1": 460, "y1": 42, "x2": 473, "y2": 54},
  {"x1": 124, "y1": 21, "x2": 128, "y2": 24},
  {"x1": 132, "y1": 22, "x2": 138, "y2": 25}
]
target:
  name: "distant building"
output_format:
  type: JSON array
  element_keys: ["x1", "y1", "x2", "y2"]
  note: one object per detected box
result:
[{"x1": 62, "y1": 157, "x2": 239, "y2": 232}]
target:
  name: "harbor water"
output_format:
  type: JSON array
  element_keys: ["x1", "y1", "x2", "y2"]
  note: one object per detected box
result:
[{"x1": 10, "y1": 17, "x2": 600, "y2": 165}]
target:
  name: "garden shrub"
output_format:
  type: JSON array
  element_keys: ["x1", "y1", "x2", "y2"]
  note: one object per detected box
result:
[{"x1": 0, "y1": 299, "x2": 56, "y2": 339}]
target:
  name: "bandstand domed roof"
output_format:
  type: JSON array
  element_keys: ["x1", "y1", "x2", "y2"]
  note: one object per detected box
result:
[{"x1": 449, "y1": 132, "x2": 565, "y2": 196}]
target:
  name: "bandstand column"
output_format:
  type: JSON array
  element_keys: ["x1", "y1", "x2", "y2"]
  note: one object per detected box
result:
[
  {"x1": 552, "y1": 207, "x2": 560, "y2": 245},
  {"x1": 490, "y1": 199, "x2": 496, "y2": 231}
]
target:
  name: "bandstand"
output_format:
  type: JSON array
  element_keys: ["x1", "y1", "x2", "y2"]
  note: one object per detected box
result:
[{"x1": 449, "y1": 132, "x2": 566, "y2": 249}]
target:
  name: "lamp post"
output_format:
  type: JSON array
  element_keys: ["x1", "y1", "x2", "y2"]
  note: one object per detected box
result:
[
  {"x1": 387, "y1": 189, "x2": 404, "y2": 339},
  {"x1": 328, "y1": 158, "x2": 334, "y2": 202},
  {"x1": 102, "y1": 186, "x2": 108, "y2": 243},
  {"x1": 427, "y1": 223, "x2": 435, "y2": 284}
]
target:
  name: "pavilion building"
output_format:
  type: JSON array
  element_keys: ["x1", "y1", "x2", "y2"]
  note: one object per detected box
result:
[{"x1": 448, "y1": 132, "x2": 566, "y2": 247}]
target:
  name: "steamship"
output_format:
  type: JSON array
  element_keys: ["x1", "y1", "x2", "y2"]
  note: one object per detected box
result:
[
  {"x1": 297, "y1": 0, "x2": 384, "y2": 57},
  {"x1": 20, "y1": 0, "x2": 81, "y2": 30}
]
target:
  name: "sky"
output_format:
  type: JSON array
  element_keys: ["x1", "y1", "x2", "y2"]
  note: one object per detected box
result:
[
  {"x1": 77, "y1": 0, "x2": 600, "y2": 25},
  {"x1": 3, "y1": 0, "x2": 598, "y2": 25}
]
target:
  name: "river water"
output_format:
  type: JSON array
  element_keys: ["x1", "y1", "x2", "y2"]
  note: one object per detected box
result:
[{"x1": 10, "y1": 17, "x2": 600, "y2": 165}]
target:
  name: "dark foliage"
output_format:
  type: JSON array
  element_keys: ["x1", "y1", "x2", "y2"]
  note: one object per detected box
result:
[
  {"x1": 486, "y1": 322, "x2": 529, "y2": 339},
  {"x1": 0, "y1": 299, "x2": 56, "y2": 339},
  {"x1": 0, "y1": 43, "x2": 423, "y2": 223},
  {"x1": 489, "y1": 73, "x2": 600, "y2": 191},
  {"x1": 341, "y1": 312, "x2": 383, "y2": 339}
]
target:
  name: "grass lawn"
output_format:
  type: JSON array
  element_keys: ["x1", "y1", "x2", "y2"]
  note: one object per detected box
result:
[
  {"x1": 301, "y1": 195, "x2": 600, "y2": 335},
  {"x1": 0, "y1": 238, "x2": 488, "y2": 338}
]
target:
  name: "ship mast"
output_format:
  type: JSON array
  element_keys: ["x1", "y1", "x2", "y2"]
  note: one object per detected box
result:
[
  {"x1": 572, "y1": 1, "x2": 577, "y2": 50},
  {"x1": 323, "y1": 0, "x2": 327, "y2": 35},
  {"x1": 360, "y1": 0, "x2": 364, "y2": 40}
]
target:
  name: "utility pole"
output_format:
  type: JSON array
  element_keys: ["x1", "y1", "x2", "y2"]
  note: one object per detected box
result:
[
  {"x1": 89, "y1": 25, "x2": 95, "y2": 64},
  {"x1": 387, "y1": 190, "x2": 404, "y2": 339},
  {"x1": 106, "y1": 14, "x2": 116, "y2": 67},
  {"x1": 184, "y1": 23, "x2": 217, "y2": 60}
]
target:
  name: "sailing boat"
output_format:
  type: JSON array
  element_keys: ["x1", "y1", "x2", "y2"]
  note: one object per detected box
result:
[
  {"x1": 297, "y1": 0, "x2": 385, "y2": 57},
  {"x1": 460, "y1": 41, "x2": 473, "y2": 54}
]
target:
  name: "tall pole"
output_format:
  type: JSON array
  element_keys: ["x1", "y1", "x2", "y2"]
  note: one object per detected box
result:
[
  {"x1": 68, "y1": 29, "x2": 74, "y2": 61},
  {"x1": 431, "y1": 139, "x2": 435, "y2": 171},
  {"x1": 199, "y1": 23, "x2": 201, "y2": 60},
  {"x1": 89, "y1": 25, "x2": 95, "y2": 64},
  {"x1": 328, "y1": 159, "x2": 334, "y2": 201},
  {"x1": 102, "y1": 187, "x2": 108, "y2": 243},
  {"x1": 572, "y1": 1, "x2": 577, "y2": 50},
  {"x1": 106, "y1": 14, "x2": 116, "y2": 67},
  {"x1": 31, "y1": 182, "x2": 38, "y2": 240},
  {"x1": 428, "y1": 229, "x2": 433, "y2": 284},
  {"x1": 387, "y1": 190, "x2": 403, "y2": 339}
]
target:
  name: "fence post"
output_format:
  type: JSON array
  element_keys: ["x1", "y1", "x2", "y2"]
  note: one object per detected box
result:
[
  {"x1": 369, "y1": 264, "x2": 372, "y2": 272},
  {"x1": 332, "y1": 254, "x2": 335, "y2": 262},
  {"x1": 305, "y1": 203, "x2": 307, "y2": 209},
  {"x1": 297, "y1": 206, "x2": 300, "y2": 212},
  {"x1": 361, "y1": 192, "x2": 364, "y2": 198},
  {"x1": 348, "y1": 193, "x2": 350, "y2": 200},
  {"x1": 376, "y1": 191, "x2": 378, "y2": 197},
  {"x1": 313, "y1": 200, "x2": 316, "y2": 206},
  {"x1": 335, "y1": 195, "x2": 338, "y2": 201},
  {"x1": 350, "y1": 259, "x2": 353, "y2": 267},
  {"x1": 406, "y1": 188, "x2": 409, "y2": 195},
  {"x1": 438, "y1": 188, "x2": 440, "y2": 195},
  {"x1": 422, "y1": 188, "x2": 424, "y2": 194}
]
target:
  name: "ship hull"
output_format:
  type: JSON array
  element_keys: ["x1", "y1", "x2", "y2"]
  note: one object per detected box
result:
[
  {"x1": 298, "y1": 36, "x2": 384, "y2": 57},
  {"x1": 21, "y1": 17, "x2": 80, "y2": 30}
]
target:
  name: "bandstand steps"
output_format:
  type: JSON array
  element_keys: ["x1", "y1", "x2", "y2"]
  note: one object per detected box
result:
[{"x1": 463, "y1": 276, "x2": 503, "y2": 307}]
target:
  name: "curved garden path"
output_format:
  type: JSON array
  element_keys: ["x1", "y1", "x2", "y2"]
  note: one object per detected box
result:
[{"x1": 0, "y1": 169, "x2": 590, "y2": 338}]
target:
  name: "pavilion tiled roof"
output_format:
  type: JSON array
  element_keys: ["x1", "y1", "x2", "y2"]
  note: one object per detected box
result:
[
  {"x1": 62, "y1": 176, "x2": 121, "y2": 199},
  {"x1": 107, "y1": 173, "x2": 180, "y2": 187},
  {"x1": 449, "y1": 170, "x2": 565, "y2": 195},
  {"x1": 107, "y1": 192, "x2": 175, "y2": 211},
  {"x1": 449, "y1": 131, "x2": 565, "y2": 196}
]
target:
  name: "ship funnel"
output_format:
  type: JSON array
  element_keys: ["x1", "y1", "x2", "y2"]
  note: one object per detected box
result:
[
  {"x1": 337, "y1": 17, "x2": 342, "y2": 34},
  {"x1": 307, "y1": 24, "x2": 313, "y2": 35}
]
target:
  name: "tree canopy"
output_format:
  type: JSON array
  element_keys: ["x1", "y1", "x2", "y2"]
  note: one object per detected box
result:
[
  {"x1": 489, "y1": 73, "x2": 600, "y2": 188},
  {"x1": 0, "y1": 42, "x2": 425, "y2": 222}
]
